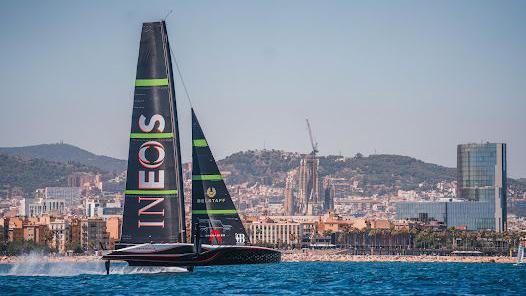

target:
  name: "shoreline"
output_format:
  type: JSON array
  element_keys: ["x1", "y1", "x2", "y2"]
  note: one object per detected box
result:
[
  {"x1": 282, "y1": 250, "x2": 516, "y2": 264},
  {"x1": 0, "y1": 251, "x2": 517, "y2": 264}
]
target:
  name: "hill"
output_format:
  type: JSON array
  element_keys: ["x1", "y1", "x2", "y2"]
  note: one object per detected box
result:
[
  {"x1": 0, "y1": 153, "x2": 100, "y2": 193},
  {"x1": 219, "y1": 150, "x2": 525, "y2": 196},
  {"x1": 0, "y1": 143, "x2": 126, "y2": 173},
  {"x1": 218, "y1": 150, "x2": 456, "y2": 194},
  {"x1": 1, "y1": 144, "x2": 524, "y2": 197}
]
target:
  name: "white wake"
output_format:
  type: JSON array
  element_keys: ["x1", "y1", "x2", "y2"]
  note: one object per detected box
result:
[{"x1": 0, "y1": 253, "x2": 188, "y2": 276}]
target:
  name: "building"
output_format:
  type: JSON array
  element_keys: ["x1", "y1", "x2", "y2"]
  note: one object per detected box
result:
[
  {"x1": 457, "y1": 143, "x2": 507, "y2": 232},
  {"x1": 322, "y1": 177, "x2": 335, "y2": 213},
  {"x1": 69, "y1": 218, "x2": 82, "y2": 249},
  {"x1": 68, "y1": 172, "x2": 102, "y2": 191},
  {"x1": 248, "y1": 222, "x2": 303, "y2": 247},
  {"x1": 86, "y1": 200, "x2": 123, "y2": 218},
  {"x1": 396, "y1": 202, "x2": 447, "y2": 223},
  {"x1": 49, "y1": 219, "x2": 70, "y2": 254},
  {"x1": 396, "y1": 143, "x2": 507, "y2": 232},
  {"x1": 45, "y1": 187, "x2": 81, "y2": 206},
  {"x1": 0, "y1": 218, "x2": 7, "y2": 241},
  {"x1": 396, "y1": 200, "x2": 497, "y2": 231},
  {"x1": 298, "y1": 155, "x2": 320, "y2": 215},
  {"x1": 80, "y1": 218, "x2": 109, "y2": 252},
  {"x1": 18, "y1": 198, "x2": 30, "y2": 217},
  {"x1": 8, "y1": 217, "x2": 25, "y2": 241},
  {"x1": 27, "y1": 198, "x2": 66, "y2": 217},
  {"x1": 23, "y1": 224, "x2": 47, "y2": 244},
  {"x1": 106, "y1": 217, "x2": 122, "y2": 250},
  {"x1": 284, "y1": 170, "x2": 297, "y2": 215}
]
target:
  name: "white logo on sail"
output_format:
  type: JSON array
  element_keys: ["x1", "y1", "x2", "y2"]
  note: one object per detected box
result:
[{"x1": 235, "y1": 233, "x2": 245, "y2": 245}]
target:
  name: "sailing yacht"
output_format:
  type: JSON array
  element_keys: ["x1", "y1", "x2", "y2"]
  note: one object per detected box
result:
[
  {"x1": 517, "y1": 244, "x2": 524, "y2": 265},
  {"x1": 102, "y1": 21, "x2": 280, "y2": 273}
]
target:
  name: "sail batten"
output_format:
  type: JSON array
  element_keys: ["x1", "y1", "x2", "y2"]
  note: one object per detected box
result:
[
  {"x1": 120, "y1": 21, "x2": 184, "y2": 244},
  {"x1": 191, "y1": 109, "x2": 249, "y2": 246},
  {"x1": 192, "y1": 174, "x2": 223, "y2": 181},
  {"x1": 135, "y1": 78, "x2": 169, "y2": 87},
  {"x1": 130, "y1": 133, "x2": 174, "y2": 139}
]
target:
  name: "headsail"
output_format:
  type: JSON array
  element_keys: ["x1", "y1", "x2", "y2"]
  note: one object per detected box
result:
[
  {"x1": 121, "y1": 21, "x2": 185, "y2": 244},
  {"x1": 191, "y1": 109, "x2": 249, "y2": 246}
]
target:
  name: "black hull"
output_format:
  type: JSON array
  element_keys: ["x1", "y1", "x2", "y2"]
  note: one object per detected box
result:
[{"x1": 102, "y1": 244, "x2": 281, "y2": 267}]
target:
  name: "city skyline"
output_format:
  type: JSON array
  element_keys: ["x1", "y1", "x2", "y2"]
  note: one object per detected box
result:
[{"x1": 1, "y1": 1, "x2": 525, "y2": 177}]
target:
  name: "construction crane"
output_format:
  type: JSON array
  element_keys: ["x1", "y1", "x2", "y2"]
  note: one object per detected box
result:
[{"x1": 306, "y1": 119, "x2": 318, "y2": 156}]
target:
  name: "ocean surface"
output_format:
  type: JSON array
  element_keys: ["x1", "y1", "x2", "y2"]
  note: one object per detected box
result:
[{"x1": 0, "y1": 258, "x2": 525, "y2": 295}]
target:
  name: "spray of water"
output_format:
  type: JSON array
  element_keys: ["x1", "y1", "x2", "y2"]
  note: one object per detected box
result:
[{"x1": 0, "y1": 252, "x2": 188, "y2": 276}]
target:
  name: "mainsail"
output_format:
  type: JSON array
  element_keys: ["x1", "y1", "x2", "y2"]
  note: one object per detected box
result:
[
  {"x1": 121, "y1": 21, "x2": 185, "y2": 244},
  {"x1": 191, "y1": 109, "x2": 249, "y2": 246},
  {"x1": 518, "y1": 245, "x2": 524, "y2": 264}
]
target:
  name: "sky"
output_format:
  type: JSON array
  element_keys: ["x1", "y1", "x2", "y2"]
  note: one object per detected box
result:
[{"x1": 0, "y1": 1, "x2": 525, "y2": 177}]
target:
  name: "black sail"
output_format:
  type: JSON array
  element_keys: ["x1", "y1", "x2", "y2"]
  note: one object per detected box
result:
[
  {"x1": 121, "y1": 22, "x2": 185, "y2": 244},
  {"x1": 191, "y1": 109, "x2": 249, "y2": 246}
]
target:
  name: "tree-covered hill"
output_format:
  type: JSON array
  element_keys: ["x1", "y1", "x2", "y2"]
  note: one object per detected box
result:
[
  {"x1": 219, "y1": 150, "x2": 302, "y2": 186},
  {"x1": 219, "y1": 150, "x2": 526, "y2": 196},
  {"x1": 2, "y1": 145, "x2": 524, "y2": 197},
  {"x1": 218, "y1": 150, "x2": 457, "y2": 193},
  {"x1": 0, "y1": 143, "x2": 126, "y2": 173},
  {"x1": 0, "y1": 153, "x2": 99, "y2": 194}
]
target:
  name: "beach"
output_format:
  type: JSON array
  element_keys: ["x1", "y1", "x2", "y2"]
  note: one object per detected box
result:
[
  {"x1": 0, "y1": 251, "x2": 517, "y2": 264},
  {"x1": 282, "y1": 250, "x2": 516, "y2": 264}
]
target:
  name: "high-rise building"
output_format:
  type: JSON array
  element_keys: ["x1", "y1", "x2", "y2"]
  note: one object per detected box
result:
[
  {"x1": 284, "y1": 170, "x2": 297, "y2": 215},
  {"x1": 457, "y1": 143, "x2": 507, "y2": 232},
  {"x1": 298, "y1": 155, "x2": 320, "y2": 215},
  {"x1": 396, "y1": 143, "x2": 507, "y2": 232},
  {"x1": 322, "y1": 177, "x2": 335, "y2": 213}
]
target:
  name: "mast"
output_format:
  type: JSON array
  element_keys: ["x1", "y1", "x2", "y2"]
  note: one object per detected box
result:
[
  {"x1": 161, "y1": 21, "x2": 187, "y2": 243},
  {"x1": 120, "y1": 22, "x2": 183, "y2": 244}
]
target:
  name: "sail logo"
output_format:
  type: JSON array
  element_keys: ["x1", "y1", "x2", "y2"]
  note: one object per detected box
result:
[
  {"x1": 136, "y1": 114, "x2": 167, "y2": 229},
  {"x1": 138, "y1": 141, "x2": 165, "y2": 169},
  {"x1": 206, "y1": 187, "x2": 217, "y2": 198},
  {"x1": 209, "y1": 229, "x2": 223, "y2": 244},
  {"x1": 138, "y1": 196, "x2": 165, "y2": 228},
  {"x1": 235, "y1": 233, "x2": 246, "y2": 245},
  {"x1": 139, "y1": 114, "x2": 165, "y2": 133},
  {"x1": 137, "y1": 114, "x2": 166, "y2": 190}
]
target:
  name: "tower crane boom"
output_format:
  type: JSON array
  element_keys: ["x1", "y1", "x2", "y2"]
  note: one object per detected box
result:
[{"x1": 306, "y1": 119, "x2": 318, "y2": 155}]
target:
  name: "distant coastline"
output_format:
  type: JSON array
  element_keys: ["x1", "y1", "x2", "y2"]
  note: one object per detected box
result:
[{"x1": 0, "y1": 251, "x2": 517, "y2": 265}]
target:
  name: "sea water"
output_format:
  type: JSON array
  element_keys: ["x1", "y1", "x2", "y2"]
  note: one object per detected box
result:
[{"x1": 0, "y1": 259, "x2": 525, "y2": 295}]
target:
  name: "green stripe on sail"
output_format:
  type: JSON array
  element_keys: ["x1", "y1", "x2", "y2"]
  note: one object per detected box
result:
[
  {"x1": 130, "y1": 133, "x2": 173, "y2": 139},
  {"x1": 135, "y1": 78, "x2": 169, "y2": 87},
  {"x1": 192, "y1": 139, "x2": 208, "y2": 147},
  {"x1": 192, "y1": 174, "x2": 223, "y2": 181},
  {"x1": 192, "y1": 209, "x2": 237, "y2": 215},
  {"x1": 125, "y1": 190, "x2": 178, "y2": 195}
]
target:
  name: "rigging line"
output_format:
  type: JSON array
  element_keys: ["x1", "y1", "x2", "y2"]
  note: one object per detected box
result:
[
  {"x1": 163, "y1": 10, "x2": 173, "y2": 21},
  {"x1": 169, "y1": 45, "x2": 194, "y2": 108}
]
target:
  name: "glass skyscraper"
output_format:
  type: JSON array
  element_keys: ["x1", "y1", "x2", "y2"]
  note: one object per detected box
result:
[
  {"x1": 396, "y1": 143, "x2": 507, "y2": 232},
  {"x1": 457, "y1": 143, "x2": 507, "y2": 232}
]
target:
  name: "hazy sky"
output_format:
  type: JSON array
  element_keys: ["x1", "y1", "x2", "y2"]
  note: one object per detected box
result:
[{"x1": 1, "y1": 1, "x2": 525, "y2": 177}]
